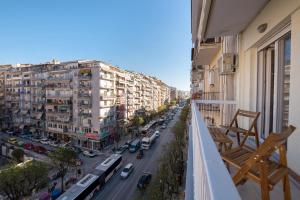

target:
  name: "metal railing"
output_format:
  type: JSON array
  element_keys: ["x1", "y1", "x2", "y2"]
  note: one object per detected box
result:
[
  {"x1": 185, "y1": 101, "x2": 240, "y2": 200},
  {"x1": 195, "y1": 99, "x2": 236, "y2": 126}
]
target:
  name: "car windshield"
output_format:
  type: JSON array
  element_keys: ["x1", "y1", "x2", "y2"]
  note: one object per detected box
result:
[{"x1": 123, "y1": 167, "x2": 130, "y2": 172}]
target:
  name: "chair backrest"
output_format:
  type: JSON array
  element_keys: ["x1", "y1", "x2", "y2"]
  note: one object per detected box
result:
[
  {"x1": 233, "y1": 125, "x2": 296, "y2": 184},
  {"x1": 228, "y1": 109, "x2": 260, "y2": 128}
]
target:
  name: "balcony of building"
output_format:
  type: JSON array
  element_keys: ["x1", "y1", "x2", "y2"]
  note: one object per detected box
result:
[
  {"x1": 78, "y1": 91, "x2": 92, "y2": 99},
  {"x1": 100, "y1": 94, "x2": 115, "y2": 100},
  {"x1": 79, "y1": 112, "x2": 92, "y2": 118},
  {"x1": 78, "y1": 101, "x2": 92, "y2": 108},
  {"x1": 46, "y1": 82, "x2": 71, "y2": 89},
  {"x1": 186, "y1": 99, "x2": 300, "y2": 200},
  {"x1": 100, "y1": 84, "x2": 114, "y2": 90},
  {"x1": 79, "y1": 82, "x2": 92, "y2": 89},
  {"x1": 100, "y1": 73, "x2": 114, "y2": 81},
  {"x1": 78, "y1": 72, "x2": 92, "y2": 80}
]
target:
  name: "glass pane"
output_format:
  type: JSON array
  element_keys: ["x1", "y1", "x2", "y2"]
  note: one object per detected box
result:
[
  {"x1": 282, "y1": 35, "x2": 291, "y2": 130},
  {"x1": 284, "y1": 36, "x2": 291, "y2": 65}
]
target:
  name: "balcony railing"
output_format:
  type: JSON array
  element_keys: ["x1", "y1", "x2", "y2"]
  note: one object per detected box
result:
[{"x1": 185, "y1": 101, "x2": 240, "y2": 200}]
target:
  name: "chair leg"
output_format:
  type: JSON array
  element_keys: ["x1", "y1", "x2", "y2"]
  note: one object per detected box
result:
[
  {"x1": 259, "y1": 160, "x2": 270, "y2": 200},
  {"x1": 283, "y1": 174, "x2": 291, "y2": 200},
  {"x1": 237, "y1": 132, "x2": 241, "y2": 145},
  {"x1": 255, "y1": 132, "x2": 260, "y2": 148}
]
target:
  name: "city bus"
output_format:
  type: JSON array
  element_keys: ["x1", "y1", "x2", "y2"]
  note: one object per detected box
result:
[
  {"x1": 129, "y1": 139, "x2": 141, "y2": 153},
  {"x1": 57, "y1": 154, "x2": 122, "y2": 200},
  {"x1": 140, "y1": 120, "x2": 157, "y2": 135}
]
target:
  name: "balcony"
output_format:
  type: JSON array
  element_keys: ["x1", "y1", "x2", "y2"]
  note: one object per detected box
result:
[
  {"x1": 100, "y1": 94, "x2": 115, "y2": 100},
  {"x1": 79, "y1": 83, "x2": 92, "y2": 89},
  {"x1": 79, "y1": 102, "x2": 92, "y2": 108},
  {"x1": 100, "y1": 84, "x2": 114, "y2": 89},
  {"x1": 78, "y1": 74, "x2": 92, "y2": 80},
  {"x1": 100, "y1": 74, "x2": 114, "y2": 80},
  {"x1": 79, "y1": 112, "x2": 92, "y2": 118},
  {"x1": 78, "y1": 92, "x2": 92, "y2": 99},
  {"x1": 186, "y1": 100, "x2": 300, "y2": 200}
]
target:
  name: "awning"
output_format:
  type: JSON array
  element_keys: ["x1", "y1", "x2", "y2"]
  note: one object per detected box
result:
[
  {"x1": 192, "y1": 0, "x2": 269, "y2": 42},
  {"x1": 19, "y1": 125, "x2": 24, "y2": 129},
  {"x1": 13, "y1": 109, "x2": 20, "y2": 114},
  {"x1": 38, "y1": 104, "x2": 43, "y2": 110},
  {"x1": 84, "y1": 133, "x2": 99, "y2": 140}
]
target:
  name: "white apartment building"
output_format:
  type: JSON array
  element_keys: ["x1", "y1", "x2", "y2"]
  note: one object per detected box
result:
[{"x1": 1, "y1": 60, "x2": 171, "y2": 150}]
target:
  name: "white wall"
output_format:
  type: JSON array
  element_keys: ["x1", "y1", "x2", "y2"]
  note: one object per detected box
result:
[
  {"x1": 242, "y1": 0, "x2": 300, "y2": 50},
  {"x1": 287, "y1": 8, "x2": 300, "y2": 174}
]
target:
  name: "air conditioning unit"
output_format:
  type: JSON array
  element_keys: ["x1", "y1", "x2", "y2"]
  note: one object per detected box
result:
[{"x1": 218, "y1": 53, "x2": 237, "y2": 75}]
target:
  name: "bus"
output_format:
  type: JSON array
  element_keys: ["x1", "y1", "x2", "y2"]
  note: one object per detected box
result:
[
  {"x1": 57, "y1": 154, "x2": 122, "y2": 200},
  {"x1": 129, "y1": 139, "x2": 141, "y2": 153},
  {"x1": 140, "y1": 120, "x2": 157, "y2": 135}
]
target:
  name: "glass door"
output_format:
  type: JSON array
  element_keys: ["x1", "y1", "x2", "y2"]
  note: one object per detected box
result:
[{"x1": 257, "y1": 33, "x2": 291, "y2": 138}]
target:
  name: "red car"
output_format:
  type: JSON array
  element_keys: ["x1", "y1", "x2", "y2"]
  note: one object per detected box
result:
[
  {"x1": 33, "y1": 145, "x2": 47, "y2": 154},
  {"x1": 23, "y1": 143, "x2": 35, "y2": 150}
]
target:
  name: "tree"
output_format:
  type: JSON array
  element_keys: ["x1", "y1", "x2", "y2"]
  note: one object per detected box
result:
[
  {"x1": 49, "y1": 147, "x2": 77, "y2": 192},
  {"x1": 0, "y1": 161, "x2": 48, "y2": 200},
  {"x1": 11, "y1": 149, "x2": 24, "y2": 163}
]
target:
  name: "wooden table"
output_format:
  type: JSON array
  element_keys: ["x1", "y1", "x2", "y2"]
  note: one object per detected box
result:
[{"x1": 208, "y1": 127, "x2": 233, "y2": 152}]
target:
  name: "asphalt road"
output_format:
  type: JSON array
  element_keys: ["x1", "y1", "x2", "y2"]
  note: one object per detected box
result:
[{"x1": 94, "y1": 111, "x2": 180, "y2": 200}]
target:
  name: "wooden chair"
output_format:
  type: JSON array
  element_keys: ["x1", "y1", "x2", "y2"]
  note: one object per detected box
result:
[
  {"x1": 221, "y1": 109, "x2": 260, "y2": 148},
  {"x1": 222, "y1": 125, "x2": 296, "y2": 200},
  {"x1": 208, "y1": 127, "x2": 233, "y2": 152}
]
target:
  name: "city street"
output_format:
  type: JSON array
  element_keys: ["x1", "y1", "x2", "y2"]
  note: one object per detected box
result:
[{"x1": 94, "y1": 110, "x2": 180, "y2": 200}]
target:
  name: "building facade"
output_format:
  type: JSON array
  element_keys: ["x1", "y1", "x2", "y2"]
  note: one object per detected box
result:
[
  {"x1": 191, "y1": 0, "x2": 300, "y2": 176},
  {"x1": 1, "y1": 60, "x2": 170, "y2": 150}
]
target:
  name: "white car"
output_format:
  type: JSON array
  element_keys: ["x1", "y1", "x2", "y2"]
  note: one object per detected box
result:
[
  {"x1": 83, "y1": 150, "x2": 97, "y2": 157},
  {"x1": 49, "y1": 141, "x2": 59, "y2": 147},
  {"x1": 155, "y1": 130, "x2": 160, "y2": 138},
  {"x1": 120, "y1": 163, "x2": 134, "y2": 179},
  {"x1": 40, "y1": 138, "x2": 50, "y2": 145}
]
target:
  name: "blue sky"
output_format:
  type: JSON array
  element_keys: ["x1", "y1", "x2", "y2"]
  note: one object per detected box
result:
[{"x1": 0, "y1": 0, "x2": 191, "y2": 90}]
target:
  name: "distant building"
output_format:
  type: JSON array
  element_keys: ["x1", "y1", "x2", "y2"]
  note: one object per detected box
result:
[
  {"x1": 169, "y1": 87, "x2": 178, "y2": 101},
  {"x1": 177, "y1": 90, "x2": 190, "y2": 100}
]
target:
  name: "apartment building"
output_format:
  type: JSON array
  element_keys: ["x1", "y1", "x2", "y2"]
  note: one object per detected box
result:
[
  {"x1": 0, "y1": 65, "x2": 12, "y2": 129},
  {"x1": 170, "y1": 86, "x2": 178, "y2": 101},
  {"x1": 1, "y1": 60, "x2": 171, "y2": 150},
  {"x1": 189, "y1": 0, "x2": 300, "y2": 198}
]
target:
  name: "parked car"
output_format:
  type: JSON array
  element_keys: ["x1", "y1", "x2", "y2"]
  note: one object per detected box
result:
[
  {"x1": 161, "y1": 125, "x2": 167, "y2": 129},
  {"x1": 120, "y1": 163, "x2": 134, "y2": 179},
  {"x1": 124, "y1": 140, "x2": 132, "y2": 149},
  {"x1": 17, "y1": 140, "x2": 24, "y2": 147},
  {"x1": 31, "y1": 136, "x2": 41, "y2": 142},
  {"x1": 137, "y1": 172, "x2": 152, "y2": 189},
  {"x1": 23, "y1": 143, "x2": 35, "y2": 150},
  {"x1": 83, "y1": 150, "x2": 97, "y2": 157},
  {"x1": 19, "y1": 133, "x2": 32, "y2": 139},
  {"x1": 40, "y1": 138, "x2": 50, "y2": 145},
  {"x1": 34, "y1": 145, "x2": 47, "y2": 154},
  {"x1": 8, "y1": 137, "x2": 17, "y2": 144},
  {"x1": 116, "y1": 145, "x2": 127, "y2": 154},
  {"x1": 49, "y1": 141, "x2": 59, "y2": 147},
  {"x1": 6, "y1": 130, "x2": 14, "y2": 135}
]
